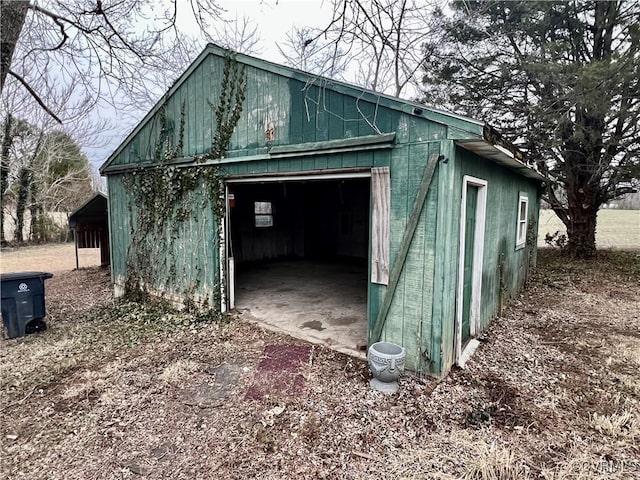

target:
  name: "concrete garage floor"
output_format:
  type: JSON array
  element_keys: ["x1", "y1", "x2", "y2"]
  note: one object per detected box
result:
[{"x1": 234, "y1": 260, "x2": 368, "y2": 358}]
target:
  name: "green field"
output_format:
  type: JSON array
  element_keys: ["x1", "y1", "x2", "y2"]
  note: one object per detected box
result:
[{"x1": 538, "y1": 209, "x2": 640, "y2": 249}]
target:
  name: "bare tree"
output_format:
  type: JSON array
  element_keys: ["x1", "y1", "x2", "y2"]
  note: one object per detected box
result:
[
  {"x1": 2, "y1": 75, "x2": 108, "y2": 243},
  {"x1": 211, "y1": 14, "x2": 263, "y2": 55},
  {"x1": 0, "y1": 113, "x2": 13, "y2": 244},
  {"x1": 0, "y1": 0, "x2": 224, "y2": 123},
  {"x1": 276, "y1": 26, "x2": 350, "y2": 79},
  {"x1": 3, "y1": 120, "x2": 94, "y2": 242},
  {"x1": 0, "y1": 1, "x2": 29, "y2": 94},
  {"x1": 277, "y1": 0, "x2": 440, "y2": 98}
]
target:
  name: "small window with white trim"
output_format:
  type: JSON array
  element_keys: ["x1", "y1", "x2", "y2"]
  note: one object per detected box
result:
[
  {"x1": 516, "y1": 194, "x2": 528, "y2": 249},
  {"x1": 254, "y1": 201, "x2": 273, "y2": 228}
]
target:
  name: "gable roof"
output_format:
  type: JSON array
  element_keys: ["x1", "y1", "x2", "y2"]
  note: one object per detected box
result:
[
  {"x1": 69, "y1": 192, "x2": 108, "y2": 228},
  {"x1": 100, "y1": 44, "x2": 545, "y2": 183}
]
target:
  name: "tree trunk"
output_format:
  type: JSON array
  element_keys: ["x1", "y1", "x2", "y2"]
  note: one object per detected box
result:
[
  {"x1": 0, "y1": 0, "x2": 30, "y2": 93},
  {"x1": 566, "y1": 205, "x2": 598, "y2": 258},
  {"x1": 29, "y1": 179, "x2": 40, "y2": 242},
  {"x1": 561, "y1": 124, "x2": 602, "y2": 259},
  {"x1": 0, "y1": 113, "x2": 12, "y2": 245},
  {"x1": 15, "y1": 167, "x2": 30, "y2": 243}
]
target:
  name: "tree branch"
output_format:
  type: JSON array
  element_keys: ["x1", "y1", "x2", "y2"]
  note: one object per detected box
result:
[{"x1": 7, "y1": 70, "x2": 62, "y2": 124}]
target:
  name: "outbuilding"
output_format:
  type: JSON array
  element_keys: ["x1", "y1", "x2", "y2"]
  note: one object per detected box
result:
[
  {"x1": 100, "y1": 44, "x2": 545, "y2": 377},
  {"x1": 68, "y1": 192, "x2": 110, "y2": 269}
]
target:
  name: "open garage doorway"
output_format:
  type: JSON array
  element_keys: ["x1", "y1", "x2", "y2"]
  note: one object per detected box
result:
[{"x1": 226, "y1": 173, "x2": 370, "y2": 357}]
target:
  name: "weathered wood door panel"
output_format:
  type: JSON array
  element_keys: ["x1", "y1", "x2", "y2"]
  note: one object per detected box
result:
[
  {"x1": 369, "y1": 153, "x2": 439, "y2": 344},
  {"x1": 371, "y1": 167, "x2": 390, "y2": 285}
]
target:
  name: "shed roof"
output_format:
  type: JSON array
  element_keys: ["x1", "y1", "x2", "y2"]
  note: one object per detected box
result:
[
  {"x1": 68, "y1": 192, "x2": 108, "y2": 228},
  {"x1": 100, "y1": 44, "x2": 544, "y2": 183}
]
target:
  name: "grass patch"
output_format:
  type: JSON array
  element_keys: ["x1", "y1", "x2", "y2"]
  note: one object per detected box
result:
[
  {"x1": 159, "y1": 359, "x2": 200, "y2": 386},
  {"x1": 590, "y1": 411, "x2": 640, "y2": 438},
  {"x1": 462, "y1": 444, "x2": 532, "y2": 480},
  {"x1": 538, "y1": 209, "x2": 640, "y2": 250},
  {"x1": 536, "y1": 248, "x2": 640, "y2": 278}
]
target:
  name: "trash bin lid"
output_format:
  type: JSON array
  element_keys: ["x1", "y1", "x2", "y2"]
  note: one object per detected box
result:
[{"x1": 0, "y1": 271, "x2": 54, "y2": 282}]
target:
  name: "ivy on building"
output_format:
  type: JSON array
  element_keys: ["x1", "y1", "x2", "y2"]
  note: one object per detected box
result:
[{"x1": 123, "y1": 51, "x2": 246, "y2": 313}]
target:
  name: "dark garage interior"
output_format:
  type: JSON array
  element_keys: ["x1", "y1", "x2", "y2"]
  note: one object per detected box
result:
[{"x1": 229, "y1": 177, "x2": 370, "y2": 355}]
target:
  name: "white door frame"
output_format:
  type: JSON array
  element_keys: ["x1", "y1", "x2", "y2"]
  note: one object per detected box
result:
[
  {"x1": 455, "y1": 175, "x2": 487, "y2": 364},
  {"x1": 218, "y1": 183, "x2": 228, "y2": 313}
]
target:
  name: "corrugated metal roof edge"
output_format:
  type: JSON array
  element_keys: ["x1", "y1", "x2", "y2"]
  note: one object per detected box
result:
[
  {"x1": 456, "y1": 139, "x2": 547, "y2": 183},
  {"x1": 100, "y1": 44, "x2": 485, "y2": 174}
]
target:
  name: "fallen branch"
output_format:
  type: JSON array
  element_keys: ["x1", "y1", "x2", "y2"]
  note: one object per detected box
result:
[{"x1": 351, "y1": 450, "x2": 377, "y2": 461}]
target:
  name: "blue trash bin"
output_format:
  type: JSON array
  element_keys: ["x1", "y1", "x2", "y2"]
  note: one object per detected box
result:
[{"x1": 0, "y1": 272, "x2": 54, "y2": 339}]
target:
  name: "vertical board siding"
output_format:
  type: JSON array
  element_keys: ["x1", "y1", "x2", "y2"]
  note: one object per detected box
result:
[
  {"x1": 301, "y1": 86, "x2": 318, "y2": 142},
  {"x1": 436, "y1": 147, "x2": 540, "y2": 374},
  {"x1": 376, "y1": 141, "x2": 440, "y2": 372},
  {"x1": 402, "y1": 144, "x2": 438, "y2": 372},
  {"x1": 328, "y1": 90, "x2": 344, "y2": 139},
  {"x1": 107, "y1": 175, "x2": 131, "y2": 289},
  {"x1": 107, "y1": 173, "x2": 219, "y2": 305},
  {"x1": 421, "y1": 180, "x2": 438, "y2": 370},
  {"x1": 431, "y1": 140, "x2": 457, "y2": 374},
  {"x1": 275, "y1": 75, "x2": 290, "y2": 144},
  {"x1": 187, "y1": 74, "x2": 196, "y2": 155},
  {"x1": 316, "y1": 88, "x2": 329, "y2": 142},
  {"x1": 288, "y1": 79, "x2": 304, "y2": 144},
  {"x1": 194, "y1": 66, "x2": 202, "y2": 154},
  {"x1": 105, "y1": 49, "x2": 526, "y2": 377},
  {"x1": 108, "y1": 53, "x2": 403, "y2": 169}
]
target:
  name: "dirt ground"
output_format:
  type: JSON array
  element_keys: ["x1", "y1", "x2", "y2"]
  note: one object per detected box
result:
[
  {"x1": 0, "y1": 249, "x2": 639, "y2": 479},
  {"x1": 0, "y1": 243, "x2": 101, "y2": 273}
]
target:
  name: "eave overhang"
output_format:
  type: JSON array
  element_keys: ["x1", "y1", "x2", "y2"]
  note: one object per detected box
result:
[
  {"x1": 455, "y1": 124, "x2": 547, "y2": 183},
  {"x1": 456, "y1": 138, "x2": 547, "y2": 183}
]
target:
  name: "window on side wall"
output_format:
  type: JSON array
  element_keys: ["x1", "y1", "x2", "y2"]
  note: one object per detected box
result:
[
  {"x1": 516, "y1": 194, "x2": 528, "y2": 249},
  {"x1": 255, "y1": 201, "x2": 273, "y2": 228}
]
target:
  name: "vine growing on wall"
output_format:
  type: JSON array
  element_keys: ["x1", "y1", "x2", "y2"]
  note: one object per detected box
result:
[
  {"x1": 123, "y1": 52, "x2": 246, "y2": 312},
  {"x1": 209, "y1": 55, "x2": 247, "y2": 160}
]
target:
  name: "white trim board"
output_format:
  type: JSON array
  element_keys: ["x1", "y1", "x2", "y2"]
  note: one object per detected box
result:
[
  {"x1": 226, "y1": 171, "x2": 371, "y2": 184},
  {"x1": 515, "y1": 193, "x2": 529, "y2": 250},
  {"x1": 455, "y1": 175, "x2": 487, "y2": 364},
  {"x1": 371, "y1": 167, "x2": 390, "y2": 285},
  {"x1": 458, "y1": 339, "x2": 481, "y2": 368},
  {"x1": 219, "y1": 184, "x2": 228, "y2": 313}
]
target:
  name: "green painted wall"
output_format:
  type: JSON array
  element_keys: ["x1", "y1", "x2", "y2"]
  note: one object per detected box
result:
[
  {"x1": 106, "y1": 54, "x2": 421, "y2": 169},
  {"x1": 104, "y1": 48, "x2": 541, "y2": 377},
  {"x1": 107, "y1": 173, "x2": 219, "y2": 304},
  {"x1": 436, "y1": 147, "x2": 541, "y2": 374},
  {"x1": 430, "y1": 140, "x2": 458, "y2": 375},
  {"x1": 375, "y1": 141, "x2": 441, "y2": 373}
]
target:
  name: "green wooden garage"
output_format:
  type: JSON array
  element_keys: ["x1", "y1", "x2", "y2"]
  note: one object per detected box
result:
[{"x1": 100, "y1": 44, "x2": 545, "y2": 377}]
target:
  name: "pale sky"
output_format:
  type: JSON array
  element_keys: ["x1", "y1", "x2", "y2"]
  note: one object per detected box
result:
[{"x1": 215, "y1": 0, "x2": 333, "y2": 61}]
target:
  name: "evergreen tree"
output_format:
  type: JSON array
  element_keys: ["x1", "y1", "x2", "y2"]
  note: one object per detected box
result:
[{"x1": 424, "y1": 1, "x2": 639, "y2": 257}]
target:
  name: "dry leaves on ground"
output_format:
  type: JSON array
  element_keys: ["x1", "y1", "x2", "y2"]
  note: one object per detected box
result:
[{"x1": 0, "y1": 249, "x2": 639, "y2": 479}]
